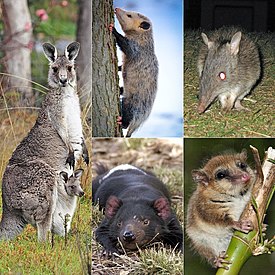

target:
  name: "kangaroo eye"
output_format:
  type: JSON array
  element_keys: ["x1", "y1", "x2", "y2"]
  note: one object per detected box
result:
[
  {"x1": 219, "y1": 72, "x2": 226, "y2": 80},
  {"x1": 52, "y1": 66, "x2": 58, "y2": 73},
  {"x1": 70, "y1": 186, "x2": 75, "y2": 190},
  {"x1": 127, "y1": 14, "x2": 132, "y2": 18},
  {"x1": 67, "y1": 66, "x2": 72, "y2": 72}
]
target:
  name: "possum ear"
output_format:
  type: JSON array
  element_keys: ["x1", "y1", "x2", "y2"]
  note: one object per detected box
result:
[
  {"x1": 230, "y1": 31, "x2": 242, "y2": 55},
  {"x1": 240, "y1": 149, "x2": 247, "y2": 161},
  {"x1": 43, "y1": 43, "x2": 57, "y2": 63},
  {"x1": 105, "y1": 196, "x2": 122, "y2": 219},
  {"x1": 192, "y1": 169, "x2": 209, "y2": 186},
  {"x1": 201, "y1": 33, "x2": 214, "y2": 49},
  {"x1": 154, "y1": 197, "x2": 171, "y2": 220},
  {"x1": 140, "y1": 21, "x2": 151, "y2": 30},
  {"x1": 65, "y1": 42, "x2": 80, "y2": 61}
]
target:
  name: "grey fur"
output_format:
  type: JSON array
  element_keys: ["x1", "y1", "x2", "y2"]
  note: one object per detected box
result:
[
  {"x1": 0, "y1": 42, "x2": 86, "y2": 241},
  {"x1": 197, "y1": 28, "x2": 261, "y2": 113},
  {"x1": 112, "y1": 8, "x2": 158, "y2": 137}
]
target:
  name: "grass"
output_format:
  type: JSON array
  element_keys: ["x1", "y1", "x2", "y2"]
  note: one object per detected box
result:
[
  {"x1": 0, "y1": 88, "x2": 92, "y2": 274},
  {"x1": 91, "y1": 138, "x2": 183, "y2": 275},
  {"x1": 184, "y1": 29, "x2": 275, "y2": 137}
]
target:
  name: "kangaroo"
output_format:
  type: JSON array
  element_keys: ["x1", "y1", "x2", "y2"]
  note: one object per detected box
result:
[
  {"x1": 0, "y1": 42, "x2": 88, "y2": 241},
  {"x1": 52, "y1": 169, "x2": 84, "y2": 236}
]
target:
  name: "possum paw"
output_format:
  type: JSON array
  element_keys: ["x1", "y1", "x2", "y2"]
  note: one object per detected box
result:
[
  {"x1": 233, "y1": 219, "x2": 253, "y2": 233},
  {"x1": 213, "y1": 251, "x2": 231, "y2": 269}
]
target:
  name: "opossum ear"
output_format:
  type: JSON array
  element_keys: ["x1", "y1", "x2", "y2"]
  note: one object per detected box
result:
[
  {"x1": 140, "y1": 21, "x2": 151, "y2": 30},
  {"x1": 192, "y1": 169, "x2": 209, "y2": 186},
  {"x1": 105, "y1": 196, "x2": 122, "y2": 219},
  {"x1": 154, "y1": 197, "x2": 171, "y2": 220},
  {"x1": 60, "y1": 171, "x2": 68, "y2": 183},
  {"x1": 230, "y1": 31, "x2": 242, "y2": 55},
  {"x1": 201, "y1": 33, "x2": 214, "y2": 49},
  {"x1": 65, "y1": 41, "x2": 80, "y2": 61},
  {"x1": 43, "y1": 42, "x2": 57, "y2": 63}
]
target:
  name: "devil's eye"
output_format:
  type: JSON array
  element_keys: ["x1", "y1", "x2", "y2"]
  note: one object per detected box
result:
[
  {"x1": 52, "y1": 66, "x2": 58, "y2": 73},
  {"x1": 143, "y1": 219, "x2": 150, "y2": 225},
  {"x1": 219, "y1": 72, "x2": 226, "y2": 80},
  {"x1": 127, "y1": 14, "x2": 132, "y2": 18},
  {"x1": 237, "y1": 162, "x2": 247, "y2": 170},
  {"x1": 117, "y1": 221, "x2": 122, "y2": 227},
  {"x1": 215, "y1": 170, "x2": 228, "y2": 180}
]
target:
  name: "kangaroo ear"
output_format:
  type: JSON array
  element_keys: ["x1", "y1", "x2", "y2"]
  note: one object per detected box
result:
[
  {"x1": 74, "y1": 168, "x2": 84, "y2": 179},
  {"x1": 65, "y1": 42, "x2": 80, "y2": 61},
  {"x1": 60, "y1": 171, "x2": 69, "y2": 183},
  {"x1": 42, "y1": 42, "x2": 57, "y2": 63}
]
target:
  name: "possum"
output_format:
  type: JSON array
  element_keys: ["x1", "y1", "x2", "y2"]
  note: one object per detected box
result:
[
  {"x1": 197, "y1": 28, "x2": 261, "y2": 113},
  {"x1": 92, "y1": 163, "x2": 183, "y2": 255},
  {"x1": 110, "y1": 8, "x2": 159, "y2": 137},
  {"x1": 186, "y1": 150, "x2": 256, "y2": 268}
]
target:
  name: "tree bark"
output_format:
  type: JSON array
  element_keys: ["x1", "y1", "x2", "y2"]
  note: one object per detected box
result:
[
  {"x1": 92, "y1": 0, "x2": 121, "y2": 137},
  {"x1": 1, "y1": 0, "x2": 34, "y2": 107},
  {"x1": 76, "y1": 0, "x2": 92, "y2": 110}
]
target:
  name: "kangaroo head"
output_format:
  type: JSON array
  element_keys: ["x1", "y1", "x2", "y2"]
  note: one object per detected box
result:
[
  {"x1": 42, "y1": 42, "x2": 80, "y2": 89},
  {"x1": 60, "y1": 169, "x2": 84, "y2": 197}
]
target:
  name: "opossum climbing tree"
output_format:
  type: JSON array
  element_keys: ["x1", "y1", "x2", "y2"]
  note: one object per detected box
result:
[{"x1": 92, "y1": 0, "x2": 121, "y2": 137}]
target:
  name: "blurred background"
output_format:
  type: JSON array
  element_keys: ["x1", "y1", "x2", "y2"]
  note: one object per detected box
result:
[
  {"x1": 114, "y1": 0, "x2": 183, "y2": 137},
  {"x1": 184, "y1": 138, "x2": 275, "y2": 275}
]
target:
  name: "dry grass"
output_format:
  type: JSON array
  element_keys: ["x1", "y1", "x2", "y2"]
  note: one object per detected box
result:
[
  {"x1": 91, "y1": 138, "x2": 183, "y2": 274},
  {"x1": 184, "y1": 29, "x2": 275, "y2": 137}
]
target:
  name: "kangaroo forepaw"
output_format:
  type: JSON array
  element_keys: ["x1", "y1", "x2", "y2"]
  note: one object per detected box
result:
[
  {"x1": 66, "y1": 151, "x2": 75, "y2": 169},
  {"x1": 83, "y1": 153, "x2": 89, "y2": 165}
]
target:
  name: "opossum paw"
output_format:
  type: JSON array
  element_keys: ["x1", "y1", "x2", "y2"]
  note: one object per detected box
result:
[
  {"x1": 117, "y1": 116, "x2": 122, "y2": 125},
  {"x1": 109, "y1": 23, "x2": 114, "y2": 32},
  {"x1": 66, "y1": 151, "x2": 75, "y2": 169},
  {"x1": 213, "y1": 251, "x2": 231, "y2": 269}
]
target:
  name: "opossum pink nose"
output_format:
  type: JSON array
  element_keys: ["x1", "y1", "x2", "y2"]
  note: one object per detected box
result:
[
  {"x1": 123, "y1": 231, "x2": 136, "y2": 242},
  {"x1": 242, "y1": 173, "x2": 251, "y2": 183}
]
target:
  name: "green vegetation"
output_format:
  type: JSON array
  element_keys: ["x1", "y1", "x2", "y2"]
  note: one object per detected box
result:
[{"x1": 184, "y1": 30, "x2": 275, "y2": 137}]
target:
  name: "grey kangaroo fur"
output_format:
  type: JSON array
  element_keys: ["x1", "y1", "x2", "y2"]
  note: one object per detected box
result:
[{"x1": 0, "y1": 42, "x2": 88, "y2": 241}]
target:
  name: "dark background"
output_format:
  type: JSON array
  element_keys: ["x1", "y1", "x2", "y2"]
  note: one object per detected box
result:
[{"x1": 185, "y1": 0, "x2": 275, "y2": 31}]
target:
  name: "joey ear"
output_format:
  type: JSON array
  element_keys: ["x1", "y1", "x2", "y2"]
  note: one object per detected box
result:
[
  {"x1": 105, "y1": 196, "x2": 122, "y2": 219},
  {"x1": 74, "y1": 168, "x2": 84, "y2": 179},
  {"x1": 42, "y1": 42, "x2": 57, "y2": 63},
  {"x1": 65, "y1": 42, "x2": 80, "y2": 61},
  {"x1": 140, "y1": 21, "x2": 151, "y2": 30},
  {"x1": 192, "y1": 169, "x2": 209, "y2": 186},
  {"x1": 201, "y1": 33, "x2": 214, "y2": 49},
  {"x1": 60, "y1": 171, "x2": 69, "y2": 183},
  {"x1": 154, "y1": 197, "x2": 171, "y2": 220},
  {"x1": 230, "y1": 31, "x2": 242, "y2": 55}
]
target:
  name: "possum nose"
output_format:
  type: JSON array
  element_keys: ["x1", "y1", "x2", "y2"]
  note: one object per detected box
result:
[
  {"x1": 123, "y1": 231, "x2": 136, "y2": 242},
  {"x1": 242, "y1": 173, "x2": 251, "y2": 183}
]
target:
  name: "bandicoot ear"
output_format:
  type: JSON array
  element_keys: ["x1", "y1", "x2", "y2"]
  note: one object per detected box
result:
[
  {"x1": 43, "y1": 42, "x2": 58, "y2": 63},
  {"x1": 65, "y1": 42, "x2": 80, "y2": 61}
]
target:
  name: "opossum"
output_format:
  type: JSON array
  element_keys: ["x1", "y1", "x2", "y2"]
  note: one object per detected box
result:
[{"x1": 110, "y1": 8, "x2": 158, "y2": 137}]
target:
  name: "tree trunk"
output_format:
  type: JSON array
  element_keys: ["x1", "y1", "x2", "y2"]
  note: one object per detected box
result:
[
  {"x1": 76, "y1": 0, "x2": 92, "y2": 110},
  {"x1": 92, "y1": 0, "x2": 121, "y2": 137},
  {"x1": 1, "y1": 0, "x2": 34, "y2": 107}
]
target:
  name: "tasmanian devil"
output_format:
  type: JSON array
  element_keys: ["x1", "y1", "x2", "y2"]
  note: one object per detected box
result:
[{"x1": 92, "y1": 163, "x2": 183, "y2": 255}]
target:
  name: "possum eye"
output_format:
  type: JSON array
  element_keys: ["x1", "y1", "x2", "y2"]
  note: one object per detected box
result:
[
  {"x1": 143, "y1": 219, "x2": 150, "y2": 226},
  {"x1": 52, "y1": 66, "x2": 58, "y2": 73},
  {"x1": 218, "y1": 72, "x2": 226, "y2": 80},
  {"x1": 67, "y1": 65, "x2": 72, "y2": 72},
  {"x1": 237, "y1": 162, "x2": 247, "y2": 171},
  {"x1": 215, "y1": 169, "x2": 229, "y2": 180},
  {"x1": 127, "y1": 14, "x2": 132, "y2": 18}
]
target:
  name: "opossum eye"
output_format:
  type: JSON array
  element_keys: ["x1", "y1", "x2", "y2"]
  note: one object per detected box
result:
[
  {"x1": 140, "y1": 21, "x2": 151, "y2": 30},
  {"x1": 237, "y1": 162, "x2": 247, "y2": 170},
  {"x1": 127, "y1": 14, "x2": 132, "y2": 18},
  {"x1": 52, "y1": 66, "x2": 58, "y2": 73},
  {"x1": 218, "y1": 72, "x2": 226, "y2": 80},
  {"x1": 215, "y1": 170, "x2": 229, "y2": 180},
  {"x1": 143, "y1": 219, "x2": 150, "y2": 226}
]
